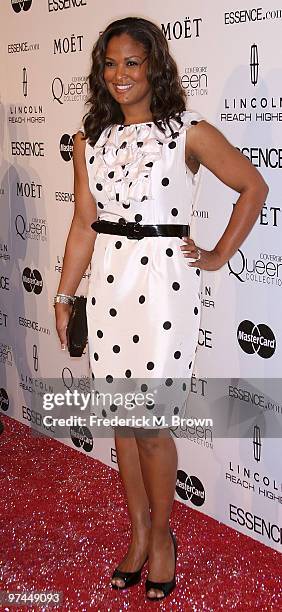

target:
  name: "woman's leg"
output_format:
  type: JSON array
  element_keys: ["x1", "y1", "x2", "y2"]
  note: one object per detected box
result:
[
  {"x1": 111, "y1": 426, "x2": 151, "y2": 587},
  {"x1": 135, "y1": 428, "x2": 178, "y2": 599}
]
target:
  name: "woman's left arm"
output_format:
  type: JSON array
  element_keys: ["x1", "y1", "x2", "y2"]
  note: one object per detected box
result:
[{"x1": 182, "y1": 120, "x2": 269, "y2": 270}]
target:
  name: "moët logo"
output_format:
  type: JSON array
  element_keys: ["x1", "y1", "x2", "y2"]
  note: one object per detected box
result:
[{"x1": 237, "y1": 320, "x2": 276, "y2": 359}]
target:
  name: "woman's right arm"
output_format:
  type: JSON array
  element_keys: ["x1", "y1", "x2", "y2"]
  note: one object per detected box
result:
[{"x1": 55, "y1": 131, "x2": 97, "y2": 349}]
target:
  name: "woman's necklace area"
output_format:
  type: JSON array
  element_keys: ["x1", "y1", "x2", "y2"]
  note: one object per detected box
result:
[{"x1": 122, "y1": 119, "x2": 153, "y2": 126}]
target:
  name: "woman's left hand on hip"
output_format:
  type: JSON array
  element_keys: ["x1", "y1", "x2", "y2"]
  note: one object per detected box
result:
[{"x1": 180, "y1": 236, "x2": 224, "y2": 271}]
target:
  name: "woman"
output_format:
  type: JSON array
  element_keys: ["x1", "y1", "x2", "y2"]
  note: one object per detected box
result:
[{"x1": 54, "y1": 17, "x2": 268, "y2": 601}]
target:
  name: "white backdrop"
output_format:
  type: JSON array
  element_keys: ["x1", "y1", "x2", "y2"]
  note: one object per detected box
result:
[{"x1": 0, "y1": 0, "x2": 281, "y2": 552}]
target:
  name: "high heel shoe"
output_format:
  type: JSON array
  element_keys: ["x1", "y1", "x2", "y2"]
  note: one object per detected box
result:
[
  {"x1": 111, "y1": 555, "x2": 148, "y2": 590},
  {"x1": 145, "y1": 528, "x2": 177, "y2": 601}
]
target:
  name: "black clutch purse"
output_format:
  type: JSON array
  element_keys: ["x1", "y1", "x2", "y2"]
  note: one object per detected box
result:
[{"x1": 66, "y1": 295, "x2": 88, "y2": 357}]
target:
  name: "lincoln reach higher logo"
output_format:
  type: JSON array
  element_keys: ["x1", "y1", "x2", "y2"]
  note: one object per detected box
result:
[{"x1": 250, "y1": 43, "x2": 259, "y2": 86}]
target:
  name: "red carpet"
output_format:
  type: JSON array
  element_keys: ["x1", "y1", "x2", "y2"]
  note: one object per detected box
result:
[{"x1": 0, "y1": 414, "x2": 281, "y2": 611}]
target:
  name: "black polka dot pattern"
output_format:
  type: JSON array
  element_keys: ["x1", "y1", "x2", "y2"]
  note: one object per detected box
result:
[
  {"x1": 146, "y1": 402, "x2": 154, "y2": 410},
  {"x1": 141, "y1": 256, "x2": 148, "y2": 265},
  {"x1": 163, "y1": 321, "x2": 172, "y2": 330},
  {"x1": 172, "y1": 282, "x2": 180, "y2": 291},
  {"x1": 87, "y1": 111, "x2": 202, "y2": 426}
]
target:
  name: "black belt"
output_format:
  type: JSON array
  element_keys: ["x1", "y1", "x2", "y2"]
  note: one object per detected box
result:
[{"x1": 91, "y1": 219, "x2": 190, "y2": 240}]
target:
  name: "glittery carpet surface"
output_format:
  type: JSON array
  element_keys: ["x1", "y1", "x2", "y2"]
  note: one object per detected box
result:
[{"x1": 0, "y1": 414, "x2": 281, "y2": 612}]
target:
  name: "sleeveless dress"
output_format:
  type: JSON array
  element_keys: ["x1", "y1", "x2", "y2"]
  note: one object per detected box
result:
[{"x1": 83, "y1": 109, "x2": 204, "y2": 430}]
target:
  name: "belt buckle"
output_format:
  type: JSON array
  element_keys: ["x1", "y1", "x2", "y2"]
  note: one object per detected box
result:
[{"x1": 126, "y1": 221, "x2": 143, "y2": 240}]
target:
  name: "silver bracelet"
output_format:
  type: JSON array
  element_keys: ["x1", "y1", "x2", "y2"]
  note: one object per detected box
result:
[{"x1": 53, "y1": 293, "x2": 76, "y2": 306}]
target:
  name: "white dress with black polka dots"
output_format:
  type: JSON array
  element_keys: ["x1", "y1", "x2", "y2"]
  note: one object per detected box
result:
[{"x1": 84, "y1": 109, "x2": 203, "y2": 429}]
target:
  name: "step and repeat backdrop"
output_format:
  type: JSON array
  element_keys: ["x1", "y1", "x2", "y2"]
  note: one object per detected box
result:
[{"x1": 0, "y1": 0, "x2": 281, "y2": 552}]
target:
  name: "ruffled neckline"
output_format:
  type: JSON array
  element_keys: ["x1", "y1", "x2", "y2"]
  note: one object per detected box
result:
[
  {"x1": 121, "y1": 121, "x2": 153, "y2": 127},
  {"x1": 113, "y1": 116, "x2": 184, "y2": 137},
  {"x1": 88, "y1": 111, "x2": 200, "y2": 204}
]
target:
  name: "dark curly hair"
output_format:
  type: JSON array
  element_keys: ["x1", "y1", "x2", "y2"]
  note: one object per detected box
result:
[{"x1": 83, "y1": 16, "x2": 187, "y2": 146}]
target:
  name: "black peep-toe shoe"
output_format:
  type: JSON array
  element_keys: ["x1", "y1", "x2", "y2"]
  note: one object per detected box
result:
[
  {"x1": 145, "y1": 528, "x2": 177, "y2": 601},
  {"x1": 111, "y1": 555, "x2": 148, "y2": 590}
]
